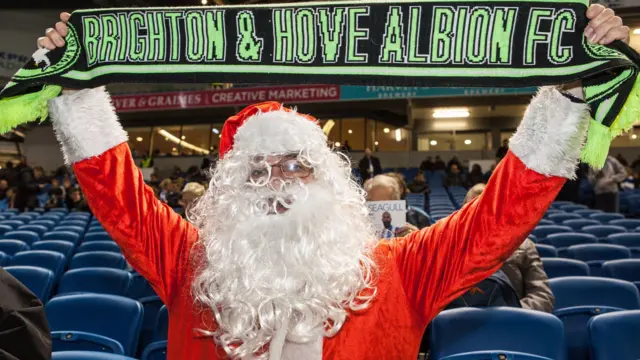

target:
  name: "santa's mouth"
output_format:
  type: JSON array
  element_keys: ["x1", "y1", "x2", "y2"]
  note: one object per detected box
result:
[{"x1": 268, "y1": 198, "x2": 293, "y2": 215}]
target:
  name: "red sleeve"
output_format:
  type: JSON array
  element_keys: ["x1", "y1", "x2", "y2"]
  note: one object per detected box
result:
[
  {"x1": 73, "y1": 143, "x2": 199, "y2": 307},
  {"x1": 388, "y1": 151, "x2": 565, "y2": 323}
]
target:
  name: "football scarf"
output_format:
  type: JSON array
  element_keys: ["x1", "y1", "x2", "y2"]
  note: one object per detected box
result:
[{"x1": 0, "y1": 0, "x2": 639, "y2": 168}]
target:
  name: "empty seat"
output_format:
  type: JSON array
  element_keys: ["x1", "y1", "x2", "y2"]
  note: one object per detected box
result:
[
  {"x1": 560, "y1": 204, "x2": 588, "y2": 212},
  {"x1": 552, "y1": 201, "x2": 574, "y2": 208},
  {"x1": 52, "y1": 351, "x2": 137, "y2": 360},
  {"x1": 58, "y1": 268, "x2": 131, "y2": 296},
  {"x1": 535, "y1": 244, "x2": 558, "y2": 258},
  {"x1": 581, "y1": 225, "x2": 627, "y2": 240},
  {"x1": 429, "y1": 308, "x2": 565, "y2": 360},
  {"x1": 84, "y1": 232, "x2": 113, "y2": 242},
  {"x1": 4, "y1": 266, "x2": 55, "y2": 301},
  {"x1": 49, "y1": 207, "x2": 69, "y2": 214},
  {"x1": 17, "y1": 224, "x2": 48, "y2": 237},
  {"x1": 3, "y1": 230, "x2": 40, "y2": 246},
  {"x1": 548, "y1": 213, "x2": 582, "y2": 223},
  {"x1": 567, "y1": 244, "x2": 631, "y2": 276},
  {"x1": 544, "y1": 209, "x2": 566, "y2": 217},
  {"x1": 66, "y1": 211, "x2": 91, "y2": 219},
  {"x1": 88, "y1": 225, "x2": 104, "y2": 233},
  {"x1": 588, "y1": 310, "x2": 640, "y2": 360},
  {"x1": 537, "y1": 219, "x2": 555, "y2": 226},
  {"x1": 602, "y1": 259, "x2": 640, "y2": 290},
  {"x1": 0, "y1": 240, "x2": 29, "y2": 255},
  {"x1": 542, "y1": 258, "x2": 590, "y2": 278},
  {"x1": 10, "y1": 250, "x2": 66, "y2": 279},
  {"x1": 562, "y1": 219, "x2": 602, "y2": 231},
  {"x1": 43, "y1": 231, "x2": 81, "y2": 245},
  {"x1": 21, "y1": 211, "x2": 41, "y2": 219},
  {"x1": 0, "y1": 220, "x2": 25, "y2": 229},
  {"x1": 154, "y1": 306, "x2": 168, "y2": 342},
  {"x1": 609, "y1": 219, "x2": 640, "y2": 231},
  {"x1": 0, "y1": 251, "x2": 8, "y2": 266},
  {"x1": 0, "y1": 224, "x2": 13, "y2": 236},
  {"x1": 607, "y1": 233, "x2": 640, "y2": 258},
  {"x1": 141, "y1": 341, "x2": 167, "y2": 360},
  {"x1": 31, "y1": 240, "x2": 75, "y2": 259},
  {"x1": 46, "y1": 293, "x2": 143, "y2": 356},
  {"x1": 127, "y1": 273, "x2": 157, "y2": 300},
  {"x1": 58, "y1": 220, "x2": 87, "y2": 229},
  {"x1": 54, "y1": 226, "x2": 85, "y2": 234},
  {"x1": 531, "y1": 225, "x2": 573, "y2": 239},
  {"x1": 77, "y1": 241, "x2": 120, "y2": 253},
  {"x1": 41, "y1": 214, "x2": 63, "y2": 223},
  {"x1": 29, "y1": 219, "x2": 56, "y2": 230},
  {"x1": 11, "y1": 215, "x2": 34, "y2": 223},
  {"x1": 573, "y1": 209, "x2": 603, "y2": 217},
  {"x1": 590, "y1": 213, "x2": 626, "y2": 223},
  {"x1": 137, "y1": 296, "x2": 165, "y2": 357},
  {"x1": 543, "y1": 233, "x2": 598, "y2": 255},
  {"x1": 550, "y1": 277, "x2": 640, "y2": 360},
  {"x1": 69, "y1": 252, "x2": 126, "y2": 270}
]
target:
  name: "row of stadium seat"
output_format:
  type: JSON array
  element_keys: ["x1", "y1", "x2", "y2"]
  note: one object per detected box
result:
[{"x1": 541, "y1": 258, "x2": 640, "y2": 286}]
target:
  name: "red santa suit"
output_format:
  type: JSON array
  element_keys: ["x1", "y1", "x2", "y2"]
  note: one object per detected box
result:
[{"x1": 48, "y1": 86, "x2": 589, "y2": 360}]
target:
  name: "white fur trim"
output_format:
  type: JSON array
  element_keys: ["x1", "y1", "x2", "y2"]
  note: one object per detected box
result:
[
  {"x1": 232, "y1": 109, "x2": 326, "y2": 155},
  {"x1": 509, "y1": 87, "x2": 590, "y2": 179},
  {"x1": 281, "y1": 336, "x2": 323, "y2": 360},
  {"x1": 48, "y1": 87, "x2": 128, "y2": 165}
]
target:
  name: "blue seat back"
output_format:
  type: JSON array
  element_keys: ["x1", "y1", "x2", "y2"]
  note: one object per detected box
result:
[
  {"x1": 70, "y1": 252, "x2": 126, "y2": 270},
  {"x1": 609, "y1": 219, "x2": 640, "y2": 230},
  {"x1": 559, "y1": 204, "x2": 588, "y2": 212},
  {"x1": 537, "y1": 219, "x2": 554, "y2": 226},
  {"x1": 534, "y1": 244, "x2": 558, "y2": 258},
  {"x1": 4, "y1": 265, "x2": 55, "y2": 301},
  {"x1": 607, "y1": 233, "x2": 640, "y2": 247},
  {"x1": 58, "y1": 268, "x2": 131, "y2": 296},
  {"x1": 137, "y1": 297, "x2": 165, "y2": 357},
  {"x1": 0, "y1": 224, "x2": 13, "y2": 236},
  {"x1": 49, "y1": 207, "x2": 69, "y2": 214},
  {"x1": 43, "y1": 231, "x2": 81, "y2": 244},
  {"x1": 602, "y1": 259, "x2": 640, "y2": 283},
  {"x1": 567, "y1": 244, "x2": 631, "y2": 275},
  {"x1": 589, "y1": 213, "x2": 626, "y2": 223},
  {"x1": 154, "y1": 306, "x2": 168, "y2": 342},
  {"x1": 141, "y1": 341, "x2": 167, "y2": 360},
  {"x1": 18, "y1": 224, "x2": 48, "y2": 237},
  {"x1": 0, "y1": 220, "x2": 25, "y2": 229},
  {"x1": 588, "y1": 310, "x2": 640, "y2": 360},
  {"x1": 31, "y1": 240, "x2": 75, "y2": 259},
  {"x1": 0, "y1": 240, "x2": 29, "y2": 255},
  {"x1": 548, "y1": 213, "x2": 582, "y2": 223},
  {"x1": 430, "y1": 308, "x2": 565, "y2": 360},
  {"x1": 10, "y1": 250, "x2": 67, "y2": 279},
  {"x1": 46, "y1": 293, "x2": 144, "y2": 357},
  {"x1": 84, "y1": 232, "x2": 113, "y2": 242},
  {"x1": 77, "y1": 241, "x2": 120, "y2": 253},
  {"x1": 561, "y1": 219, "x2": 601, "y2": 231},
  {"x1": 52, "y1": 351, "x2": 137, "y2": 360},
  {"x1": 573, "y1": 209, "x2": 603, "y2": 217},
  {"x1": 29, "y1": 220, "x2": 56, "y2": 230},
  {"x1": 58, "y1": 220, "x2": 87, "y2": 229},
  {"x1": 54, "y1": 226, "x2": 85, "y2": 234},
  {"x1": 128, "y1": 273, "x2": 157, "y2": 300},
  {"x1": 543, "y1": 233, "x2": 597, "y2": 249},
  {"x1": 542, "y1": 258, "x2": 590, "y2": 278},
  {"x1": 530, "y1": 225, "x2": 572, "y2": 239},
  {"x1": 581, "y1": 225, "x2": 627, "y2": 240},
  {"x1": 3, "y1": 230, "x2": 40, "y2": 246},
  {"x1": 12, "y1": 215, "x2": 34, "y2": 223}
]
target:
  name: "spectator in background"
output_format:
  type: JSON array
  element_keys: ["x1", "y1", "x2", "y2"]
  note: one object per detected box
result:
[
  {"x1": 45, "y1": 188, "x2": 64, "y2": 210},
  {"x1": 67, "y1": 188, "x2": 91, "y2": 213},
  {"x1": 621, "y1": 168, "x2": 636, "y2": 190},
  {"x1": 14, "y1": 161, "x2": 39, "y2": 211},
  {"x1": 496, "y1": 139, "x2": 509, "y2": 161},
  {"x1": 447, "y1": 156, "x2": 462, "y2": 172},
  {"x1": 433, "y1": 156, "x2": 446, "y2": 171},
  {"x1": 464, "y1": 184, "x2": 554, "y2": 312},
  {"x1": 385, "y1": 172, "x2": 409, "y2": 199},
  {"x1": 616, "y1": 153, "x2": 628, "y2": 167},
  {"x1": 588, "y1": 155, "x2": 627, "y2": 212},
  {"x1": 166, "y1": 182, "x2": 182, "y2": 208},
  {"x1": 467, "y1": 164, "x2": 484, "y2": 187},
  {"x1": 179, "y1": 182, "x2": 206, "y2": 218},
  {"x1": 358, "y1": 148, "x2": 382, "y2": 182},
  {"x1": 408, "y1": 173, "x2": 429, "y2": 194},
  {"x1": 419, "y1": 156, "x2": 434, "y2": 172},
  {"x1": 159, "y1": 179, "x2": 172, "y2": 203},
  {"x1": 365, "y1": 174, "x2": 430, "y2": 230},
  {"x1": 341, "y1": 140, "x2": 352, "y2": 153},
  {"x1": 0, "y1": 179, "x2": 7, "y2": 201},
  {"x1": 0, "y1": 162, "x2": 17, "y2": 187},
  {"x1": 631, "y1": 154, "x2": 640, "y2": 172},
  {"x1": 50, "y1": 178, "x2": 65, "y2": 198},
  {"x1": 444, "y1": 164, "x2": 464, "y2": 187}
]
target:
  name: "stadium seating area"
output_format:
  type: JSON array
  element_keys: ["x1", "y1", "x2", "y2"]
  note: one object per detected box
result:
[{"x1": 2, "y1": 195, "x2": 640, "y2": 359}]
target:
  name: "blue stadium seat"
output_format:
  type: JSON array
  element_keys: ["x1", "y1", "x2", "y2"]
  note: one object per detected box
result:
[
  {"x1": 154, "y1": 306, "x2": 168, "y2": 342},
  {"x1": 127, "y1": 273, "x2": 157, "y2": 300},
  {"x1": 0, "y1": 240, "x2": 29, "y2": 255},
  {"x1": 137, "y1": 296, "x2": 165, "y2": 357},
  {"x1": 58, "y1": 268, "x2": 131, "y2": 296},
  {"x1": 429, "y1": 308, "x2": 565, "y2": 360},
  {"x1": 43, "y1": 231, "x2": 81, "y2": 245},
  {"x1": 0, "y1": 251, "x2": 8, "y2": 266},
  {"x1": 3, "y1": 230, "x2": 40, "y2": 246},
  {"x1": 31, "y1": 240, "x2": 75, "y2": 259},
  {"x1": 550, "y1": 277, "x2": 640, "y2": 360},
  {"x1": 542, "y1": 258, "x2": 590, "y2": 278},
  {"x1": 4, "y1": 209, "x2": 19, "y2": 214},
  {"x1": 29, "y1": 219, "x2": 56, "y2": 230},
  {"x1": 562, "y1": 219, "x2": 602, "y2": 231},
  {"x1": 607, "y1": 233, "x2": 640, "y2": 258},
  {"x1": 4, "y1": 266, "x2": 55, "y2": 301},
  {"x1": 567, "y1": 244, "x2": 631, "y2": 276},
  {"x1": 581, "y1": 225, "x2": 627, "y2": 240},
  {"x1": 552, "y1": 201, "x2": 574, "y2": 208},
  {"x1": 560, "y1": 204, "x2": 589, "y2": 212},
  {"x1": 543, "y1": 233, "x2": 597, "y2": 256},
  {"x1": 0, "y1": 220, "x2": 25, "y2": 229},
  {"x1": 0, "y1": 224, "x2": 13, "y2": 236},
  {"x1": 602, "y1": 259, "x2": 640, "y2": 291},
  {"x1": 535, "y1": 244, "x2": 558, "y2": 258},
  {"x1": 573, "y1": 209, "x2": 603, "y2": 218},
  {"x1": 537, "y1": 219, "x2": 555, "y2": 226},
  {"x1": 49, "y1": 207, "x2": 69, "y2": 214},
  {"x1": 88, "y1": 225, "x2": 105, "y2": 233},
  {"x1": 52, "y1": 351, "x2": 137, "y2": 360},
  {"x1": 10, "y1": 250, "x2": 66, "y2": 279},
  {"x1": 141, "y1": 341, "x2": 167, "y2": 360},
  {"x1": 544, "y1": 209, "x2": 566, "y2": 218},
  {"x1": 46, "y1": 293, "x2": 144, "y2": 356},
  {"x1": 69, "y1": 252, "x2": 126, "y2": 270},
  {"x1": 41, "y1": 214, "x2": 64, "y2": 223},
  {"x1": 12, "y1": 215, "x2": 34, "y2": 223},
  {"x1": 609, "y1": 219, "x2": 640, "y2": 231},
  {"x1": 21, "y1": 211, "x2": 41, "y2": 219},
  {"x1": 54, "y1": 226, "x2": 85, "y2": 235},
  {"x1": 67, "y1": 211, "x2": 91, "y2": 219},
  {"x1": 18, "y1": 224, "x2": 48, "y2": 237},
  {"x1": 58, "y1": 220, "x2": 88, "y2": 229},
  {"x1": 531, "y1": 225, "x2": 573, "y2": 240},
  {"x1": 77, "y1": 241, "x2": 120, "y2": 253},
  {"x1": 588, "y1": 310, "x2": 640, "y2": 360},
  {"x1": 589, "y1": 213, "x2": 626, "y2": 223},
  {"x1": 0, "y1": 212, "x2": 13, "y2": 219},
  {"x1": 548, "y1": 213, "x2": 582, "y2": 223},
  {"x1": 84, "y1": 232, "x2": 113, "y2": 242}
]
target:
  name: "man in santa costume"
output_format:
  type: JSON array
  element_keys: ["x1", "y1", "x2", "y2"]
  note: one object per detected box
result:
[{"x1": 39, "y1": 6, "x2": 629, "y2": 360}]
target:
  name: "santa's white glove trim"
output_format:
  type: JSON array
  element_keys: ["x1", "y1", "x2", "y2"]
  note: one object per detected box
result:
[
  {"x1": 509, "y1": 86, "x2": 590, "y2": 179},
  {"x1": 49, "y1": 87, "x2": 128, "y2": 165}
]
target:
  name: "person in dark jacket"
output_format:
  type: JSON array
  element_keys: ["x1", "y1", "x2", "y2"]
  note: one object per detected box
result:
[
  {"x1": 0, "y1": 267, "x2": 52, "y2": 360},
  {"x1": 467, "y1": 164, "x2": 485, "y2": 187},
  {"x1": 358, "y1": 148, "x2": 382, "y2": 183},
  {"x1": 13, "y1": 163, "x2": 39, "y2": 211}
]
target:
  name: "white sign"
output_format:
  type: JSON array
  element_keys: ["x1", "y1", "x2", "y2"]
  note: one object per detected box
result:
[{"x1": 367, "y1": 200, "x2": 407, "y2": 239}]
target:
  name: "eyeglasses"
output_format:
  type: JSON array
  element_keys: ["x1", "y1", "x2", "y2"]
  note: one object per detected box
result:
[{"x1": 249, "y1": 156, "x2": 313, "y2": 183}]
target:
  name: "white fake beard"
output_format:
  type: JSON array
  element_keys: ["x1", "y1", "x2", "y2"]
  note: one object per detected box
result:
[{"x1": 191, "y1": 163, "x2": 378, "y2": 359}]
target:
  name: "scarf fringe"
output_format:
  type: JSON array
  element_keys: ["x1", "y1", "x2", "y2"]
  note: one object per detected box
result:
[{"x1": 0, "y1": 85, "x2": 62, "y2": 134}]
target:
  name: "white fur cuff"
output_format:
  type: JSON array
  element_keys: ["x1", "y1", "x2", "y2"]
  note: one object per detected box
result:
[
  {"x1": 49, "y1": 87, "x2": 128, "y2": 165},
  {"x1": 509, "y1": 87, "x2": 590, "y2": 179}
]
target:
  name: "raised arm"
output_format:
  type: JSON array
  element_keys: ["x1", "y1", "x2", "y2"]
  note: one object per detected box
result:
[
  {"x1": 48, "y1": 88, "x2": 198, "y2": 307},
  {"x1": 386, "y1": 87, "x2": 589, "y2": 323}
]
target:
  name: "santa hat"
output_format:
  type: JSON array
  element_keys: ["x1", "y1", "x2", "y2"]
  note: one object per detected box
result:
[{"x1": 219, "y1": 102, "x2": 324, "y2": 158}]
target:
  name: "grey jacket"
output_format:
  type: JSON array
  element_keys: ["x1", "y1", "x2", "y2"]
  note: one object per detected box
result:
[
  {"x1": 588, "y1": 156, "x2": 627, "y2": 195},
  {"x1": 501, "y1": 239, "x2": 555, "y2": 313}
]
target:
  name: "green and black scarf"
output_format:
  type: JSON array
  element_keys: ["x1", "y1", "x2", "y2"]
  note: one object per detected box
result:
[{"x1": 1, "y1": 0, "x2": 639, "y2": 168}]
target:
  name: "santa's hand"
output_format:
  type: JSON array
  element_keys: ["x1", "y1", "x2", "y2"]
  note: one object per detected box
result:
[{"x1": 395, "y1": 223, "x2": 420, "y2": 237}]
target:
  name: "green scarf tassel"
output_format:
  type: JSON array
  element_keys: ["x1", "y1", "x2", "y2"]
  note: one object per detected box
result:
[
  {"x1": 581, "y1": 77, "x2": 640, "y2": 169},
  {"x1": 0, "y1": 85, "x2": 62, "y2": 134}
]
